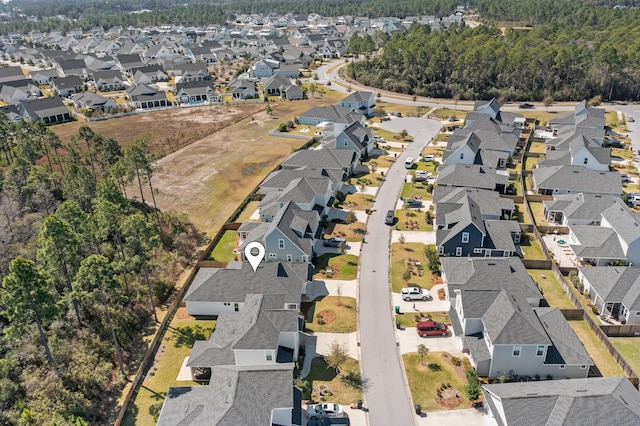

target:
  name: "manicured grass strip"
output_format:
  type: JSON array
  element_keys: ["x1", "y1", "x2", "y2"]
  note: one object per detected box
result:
[
  {"x1": 302, "y1": 357, "x2": 363, "y2": 405},
  {"x1": 610, "y1": 337, "x2": 640, "y2": 376},
  {"x1": 395, "y1": 209, "x2": 434, "y2": 232},
  {"x1": 207, "y1": 230, "x2": 238, "y2": 262},
  {"x1": 568, "y1": 320, "x2": 624, "y2": 377},
  {"x1": 521, "y1": 233, "x2": 547, "y2": 260},
  {"x1": 304, "y1": 296, "x2": 357, "y2": 333},
  {"x1": 528, "y1": 269, "x2": 574, "y2": 309},
  {"x1": 395, "y1": 311, "x2": 450, "y2": 328}
]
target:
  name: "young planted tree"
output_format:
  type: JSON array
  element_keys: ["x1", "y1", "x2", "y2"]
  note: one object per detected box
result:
[
  {"x1": 464, "y1": 368, "x2": 481, "y2": 402},
  {"x1": 417, "y1": 343, "x2": 429, "y2": 365},
  {"x1": 1, "y1": 257, "x2": 59, "y2": 373},
  {"x1": 37, "y1": 215, "x2": 83, "y2": 328},
  {"x1": 73, "y1": 254, "x2": 125, "y2": 376},
  {"x1": 325, "y1": 341, "x2": 349, "y2": 374}
]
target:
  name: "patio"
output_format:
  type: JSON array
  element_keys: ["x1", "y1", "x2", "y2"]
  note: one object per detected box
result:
[{"x1": 542, "y1": 234, "x2": 577, "y2": 267}]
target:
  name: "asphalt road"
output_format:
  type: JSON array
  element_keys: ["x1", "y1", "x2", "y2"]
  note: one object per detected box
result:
[{"x1": 358, "y1": 117, "x2": 443, "y2": 426}]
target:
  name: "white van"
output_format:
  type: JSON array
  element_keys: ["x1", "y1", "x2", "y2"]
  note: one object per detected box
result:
[{"x1": 405, "y1": 157, "x2": 414, "y2": 169}]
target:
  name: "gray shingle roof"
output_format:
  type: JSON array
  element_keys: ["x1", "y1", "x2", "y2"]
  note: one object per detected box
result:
[
  {"x1": 158, "y1": 364, "x2": 295, "y2": 426},
  {"x1": 535, "y1": 308, "x2": 592, "y2": 365},
  {"x1": 570, "y1": 225, "x2": 625, "y2": 260},
  {"x1": 435, "y1": 164, "x2": 508, "y2": 191},
  {"x1": 533, "y1": 165, "x2": 621, "y2": 196},
  {"x1": 442, "y1": 257, "x2": 542, "y2": 301},
  {"x1": 281, "y1": 146, "x2": 356, "y2": 171},
  {"x1": 579, "y1": 266, "x2": 640, "y2": 311},
  {"x1": 184, "y1": 261, "x2": 308, "y2": 305},
  {"x1": 543, "y1": 194, "x2": 623, "y2": 224},
  {"x1": 434, "y1": 186, "x2": 514, "y2": 217},
  {"x1": 482, "y1": 376, "x2": 640, "y2": 426}
]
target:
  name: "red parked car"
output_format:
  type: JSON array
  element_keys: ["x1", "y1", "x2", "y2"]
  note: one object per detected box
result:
[{"x1": 417, "y1": 321, "x2": 449, "y2": 337}]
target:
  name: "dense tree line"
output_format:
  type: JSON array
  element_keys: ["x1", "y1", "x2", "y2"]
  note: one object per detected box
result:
[
  {"x1": 0, "y1": 119, "x2": 204, "y2": 424},
  {"x1": 347, "y1": 6, "x2": 640, "y2": 102}
]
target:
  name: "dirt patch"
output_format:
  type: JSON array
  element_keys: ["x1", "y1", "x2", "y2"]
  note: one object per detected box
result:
[
  {"x1": 175, "y1": 307, "x2": 192, "y2": 320},
  {"x1": 436, "y1": 386, "x2": 464, "y2": 409},
  {"x1": 317, "y1": 310, "x2": 336, "y2": 325}
]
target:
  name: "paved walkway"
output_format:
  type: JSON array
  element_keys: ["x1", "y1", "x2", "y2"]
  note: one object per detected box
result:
[
  {"x1": 300, "y1": 332, "x2": 359, "y2": 378},
  {"x1": 417, "y1": 408, "x2": 495, "y2": 426},
  {"x1": 392, "y1": 230, "x2": 436, "y2": 244}
]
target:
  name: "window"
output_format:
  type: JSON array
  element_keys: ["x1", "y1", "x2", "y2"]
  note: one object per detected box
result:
[
  {"x1": 581, "y1": 365, "x2": 587, "y2": 369},
  {"x1": 302, "y1": 255, "x2": 309, "y2": 262},
  {"x1": 266, "y1": 351, "x2": 273, "y2": 361},
  {"x1": 559, "y1": 365, "x2": 566, "y2": 369},
  {"x1": 344, "y1": 140, "x2": 348, "y2": 146},
  {"x1": 223, "y1": 302, "x2": 230, "y2": 306},
  {"x1": 286, "y1": 304, "x2": 298, "y2": 310},
  {"x1": 513, "y1": 345, "x2": 521, "y2": 357},
  {"x1": 286, "y1": 254, "x2": 293, "y2": 262},
  {"x1": 438, "y1": 246, "x2": 444, "y2": 255},
  {"x1": 474, "y1": 248, "x2": 483, "y2": 253},
  {"x1": 461, "y1": 232, "x2": 469, "y2": 243},
  {"x1": 460, "y1": 153, "x2": 464, "y2": 159},
  {"x1": 269, "y1": 253, "x2": 277, "y2": 258},
  {"x1": 636, "y1": 312, "x2": 640, "y2": 316},
  {"x1": 583, "y1": 158, "x2": 588, "y2": 165},
  {"x1": 536, "y1": 345, "x2": 545, "y2": 356},
  {"x1": 233, "y1": 303, "x2": 239, "y2": 312},
  {"x1": 455, "y1": 247, "x2": 462, "y2": 256},
  {"x1": 278, "y1": 239, "x2": 285, "y2": 249}
]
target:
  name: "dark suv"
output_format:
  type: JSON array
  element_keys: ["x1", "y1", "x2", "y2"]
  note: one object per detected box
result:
[{"x1": 385, "y1": 210, "x2": 395, "y2": 225}]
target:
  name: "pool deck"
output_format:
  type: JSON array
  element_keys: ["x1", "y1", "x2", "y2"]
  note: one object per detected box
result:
[{"x1": 542, "y1": 234, "x2": 577, "y2": 267}]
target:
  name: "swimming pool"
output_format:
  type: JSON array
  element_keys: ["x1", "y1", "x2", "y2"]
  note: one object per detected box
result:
[{"x1": 557, "y1": 239, "x2": 569, "y2": 247}]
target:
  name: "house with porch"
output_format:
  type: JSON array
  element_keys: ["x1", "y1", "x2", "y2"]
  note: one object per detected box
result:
[
  {"x1": 579, "y1": 266, "x2": 640, "y2": 324},
  {"x1": 435, "y1": 164, "x2": 509, "y2": 193},
  {"x1": 126, "y1": 84, "x2": 171, "y2": 109},
  {"x1": 260, "y1": 167, "x2": 348, "y2": 196},
  {"x1": 73, "y1": 92, "x2": 119, "y2": 112},
  {"x1": 175, "y1": 81, "x2": 220, "y2": 105},
  {"x1": 338, "y1": 90, "x2": 375, "y2": 117},
  {"x1": 18, "y1": 97, "x2": 71, "y2": 125},
  {"x1": 92, "y1": 69, "x2": 127, "y2": 92},
  {"x1": 532, "y1": 165, "x2": 622, "y2": 197},
  {"x1": 229, "y1": 78, "x2": 258, "y2": 99},
  {"x1": 281, "y1": 146, "x2": 358, "y2": 174},
  {"x1": 543, "y1": 193, "x2": 624, "y2": 226},
  {"x1": 258, "y1": 176, "x2": 335, "y2": 222},
  {"x1": 539, "y1": 133, "x2": 610, "y2": 171},
  {"x1": 50, "y1": 75, "x2": 83, "y2": 97}
]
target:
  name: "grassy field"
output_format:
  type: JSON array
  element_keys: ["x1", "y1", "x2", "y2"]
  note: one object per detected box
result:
[
  {"x1": 524, "y1": 156, "x2": 539, "y2": 171},
  {"x1": 403, "y1": 352, "x2": 471, "y2": 412},
  {"x1": 568, "y1": 320, "x2": 624, "y2": 377},
  {"x1": 302, "y1": 357, "x2": 362, "y2": 405},
  {"x1": 395, "y1": 311, "x2": 450, "y2": 328},
  {"x1": 206, "y1": 230, "x2": 238, "y2": 261},
  {"x1": 610, "y1": 338, "x2": 640, "y2": 375},
  {"x1": 235, "y1": 200, "x2": 260, "y2": 222},
  {"x1": 414, "y1": 161, "x2": 439, "y2": 174},
  {"x1": 364, "y1": 153, "x2": 396, "y2": 169},
  {"x1": 395, "y1": 209, "x2": 433, "y2": 232},
  {"x1": 528, "y1": 269, "x2": 575, "y2": 309},
  {"x1": 400, "y1": 182, "x2": 434, "y2": 201},
  {"x1": 313, "y1": 253, "x2": 359, "y2": 280},
  {"x1": 122, "y1": 313, "x2": 216, "y2": 426},
  {"x1": 373, "y1": 127, "x2": 410, "y2": 143},
  {"x1": 304, "y1": 296, "x2": 357, "y2": 333},
  {"x1": 430, "y1": 108, "x2": 468, "y2": 121},
  {"x1": 529, "y1": 141, "x2": 547, "y2": 154},
  {"x1": 391, "y1": 243, "x2": 435, "y2": 292},
  {"x1": 352, "y1": 171, "x2": 384, "y2": 187},
  {"x1": 323, "y1": 222, "x2": 366, "y2": 243}
]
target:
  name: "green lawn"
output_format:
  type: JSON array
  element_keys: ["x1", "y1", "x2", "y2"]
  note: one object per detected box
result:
[
  {"x1": 395, "y1": 209, "x2": 434, "y2": 232},
  {"x1": 207, "y1": 230, "x2": 238, "y2": 261},
  {"x1": 403, "y1": 352, "x2": 471, "y2": 412},
  {"x1": 363, "y1": 154, "x2": 395, "y2": 169},
  {"x1": 568, "y1": 320, "x2": 624, "y2": 377},
  {"x1": 304, "y1": 296, "x2": 357, "y2": 333},
  {"x1": 302, "y1": 357, "x2": 362, "y2": 405},
  {"x1": 391, "y1": 243, "x2": 437, "y2": 292},
  {"x1": 313, "y1": 253, "x2": 359, "y2": 280},
  {"x1": 400, "y1": 182, "x2": 433, "y2": 201},
  {"x1": 610, "y1": 338, "x2": 640, "y2": 375},
  {"x1": 122, "y1": 315, "x2": 216, "y2": 426},
  {"x1": 524, "y1": 156, "x2": 539, "y2": 171},
  {"x1": 521, "y1": 233, "x2": 547, "y2": 260},
  {"x1": 395, "y1": 311, "x2": 450, "y2": 328},
  {"x1": 430, "y1": 108, "x2": 467, "y2": 121},
  {"x1": 352, "y1": 172, "x2": 383, "y2": 187},
  {"x1": 343, "y1": 193, "x2": 374, "y2": 211},
  {"x1": 413, "y1": 161, "x2": 439, "y2": 174},
  {"x1": 235, "y1": 200, "x2": 260, "y2": 222},
  {"x1": 373, "y1": 127, "x2": 411, "y2": 143},
  {"x1": 528, "y1": 269, "x2": 575, "y2": 309}
]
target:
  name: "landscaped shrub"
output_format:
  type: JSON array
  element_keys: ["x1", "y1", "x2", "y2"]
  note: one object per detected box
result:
[
  {"x1": 428, "y1": 363, "x2": 442, "y2": 371},
  {"x1": 451, "y1": 357, "x2": 462, "y2": 367}
]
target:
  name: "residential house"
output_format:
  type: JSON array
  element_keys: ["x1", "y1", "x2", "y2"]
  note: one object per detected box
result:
[
  {"x1": 566, "y1": 201, "x2": 640, "y2": 266},
  {"x1": 238, "y1": 201, "x2": 320, "y2": 263},
  {"x1": 131, "y1": 64, "x2": 169, "y2": 85},
  {"x1": 158, "y1": 364, "x2": 301, "y2": 426},
  {"x1": 258, "y1": 176, "x2": 335, "y2": 221},
  {"x1": 50, "y1": 75, "x2": 83, "y2": 97},
  {"x1": 184, "y1": 261, "x2": 309, "y2": 316},
  {"x1": 114, "y1": 54, "x2": 146, "y2": 75},
  {"x1": 0, "y1": 80, "x2": 41, "y2": 103},
  {"x1": 261, "y1": 167, "x2": 348, "y2": 196},
  {"x1": 442, "y1": 130, "x2": 517, "y2": 170},
  {"x1": 263, "y1": 75, "x2": 304, "y2": 100},
  {"x1": 186, "y1": 293, "x2": 301, "y2": 372},
  {"x1": 126, "y1": 84, "x2": 171, "y2": 109},
  {"x1": 92, "y1": 69, "x2": 127, "y2": 91},
  {"x1": 539, "y1": 132, "x2": 610, "y2": 171},
  {"x1": 18, "y1": 97, "x2": 71, "y2": 125},
  {"x1": 229, "y1": 78, "x2": 259, "y2": 99},
  {"x1": 435, "y1": 164, "x2": 509, "y2": 193},
  {"x1": 173, "y1": 62, "x2": 210, "y2": 82},
  {"x1": 175, "y1": 80, "x2": 220, "y2": 105},
  {"x1": 532, "y1": 165, "x2": 622, "y2": 197},
  {"x1": 281, "y1": 146, "x2": 358, "y2": 174},
  {"x1": 298, "y1": 104, "x2": 364, "y2": 131},
  {"x1": 73, "y1": 92, "x2": 119, "y2": 112},
  {"x1": 321, "y1": 38, "x2": 347, "y2": 59},
  {"x1": 142, "y1": 43, "x2": 173, "y2": 61},
  {"x1": 330, "y1": 120, "x2": 375, "y2": 157},
  {"x1": 482, "y1": 376, "x2": 640, "y2": 426},
  {"x1": 252, "y1": 59, "x2": 276, "y2": 78},
  {"x1": 548, "y1": 100, "x2": 606, "y2": 132},
  {"x1": 55, "y1": 59, "x2": 88, "y2": 78},
  {"x1": 435, "y1": 195, "x2": 521, "y2": 257},
  {"x1": 543, "y1": 193, "x2": 623, "y2": 226},
  {"x1": 579, "y1": 266, "x2": 640, "y2": 324},
  {"x1": 433, "y1": 187, "x2": 515, "y2": 221},
  {"x1": 29, "y1": 69, "x2": 61, "y2": 85},
  {"x1": 274, "y1": 63, "x2": 301, "y2": 78},
  {"x1": 0, "y1": 66, "x2": 28, "y2": 84},
  {"x1": 338, "y1": 90, "x2": 375, "y2": 117}
]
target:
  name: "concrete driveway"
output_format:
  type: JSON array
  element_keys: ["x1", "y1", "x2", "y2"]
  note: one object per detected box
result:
[
  {"x1": 396, "y1": 328, "x2": 462, "y2": 355},
  {"x1": 417, "y1": 408, "x2": 496, "y2": 426},
  {"x1": 392, "y1": 230, "x2": 436, "y2": 244}
]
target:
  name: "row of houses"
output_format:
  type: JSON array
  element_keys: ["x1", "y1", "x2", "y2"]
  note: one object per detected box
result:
[
  {"x1": 429, "y1": 99, "x2": 640, "y2": 424},
  {"x1": 157, "y1": 92, "x2": 377, "y2": 424}
]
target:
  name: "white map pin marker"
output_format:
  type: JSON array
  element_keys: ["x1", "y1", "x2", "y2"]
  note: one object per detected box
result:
[{"x1": 245, "y1": 241, "x2": 265, "y2": 272}]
